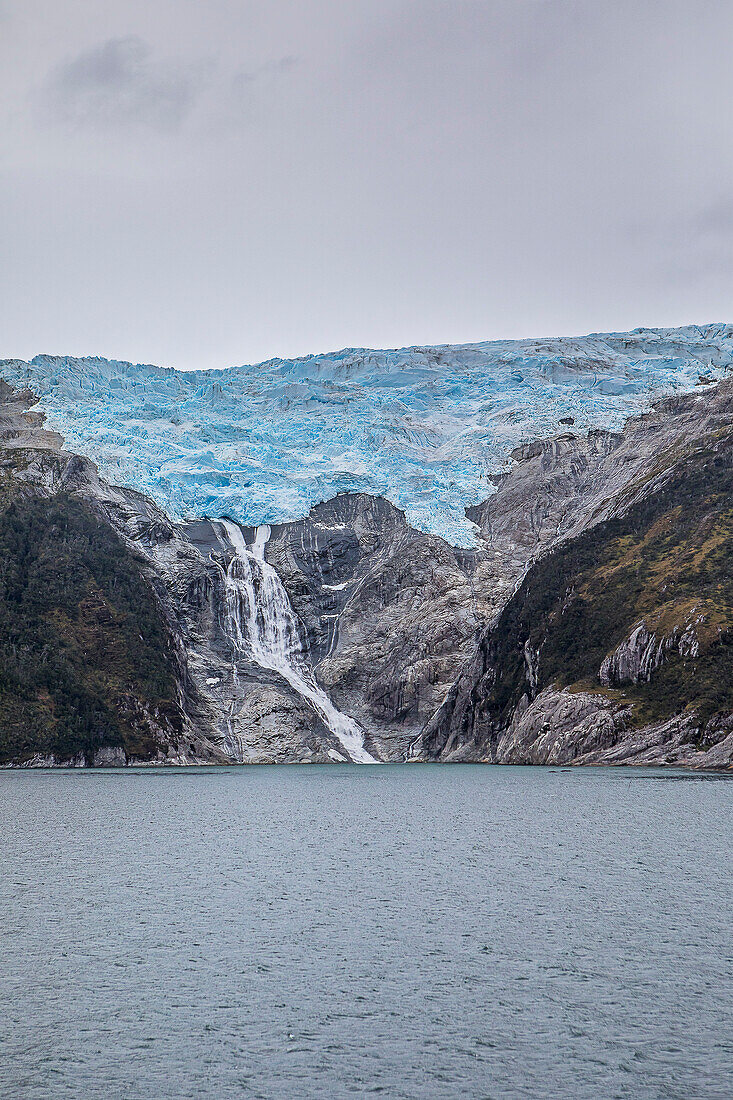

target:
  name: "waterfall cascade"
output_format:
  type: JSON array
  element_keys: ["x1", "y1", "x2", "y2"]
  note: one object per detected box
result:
[{"x1": 215, "y1": 519, "x2": 378, "y2": 763}]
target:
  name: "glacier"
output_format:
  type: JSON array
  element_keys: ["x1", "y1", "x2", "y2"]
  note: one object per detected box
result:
[{"x1": 2, "y1": 323, "x2": 732, "y2": 547}]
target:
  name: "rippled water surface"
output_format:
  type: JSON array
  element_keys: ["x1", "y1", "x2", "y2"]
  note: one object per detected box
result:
[{"x1": 2, "y1": 765, "x2": 732, "y2": 1099}]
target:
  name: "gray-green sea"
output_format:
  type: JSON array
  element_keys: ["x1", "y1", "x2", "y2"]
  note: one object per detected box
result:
[{"x1": 2, "y1": 764, "x2": 731, "y2": 1099}]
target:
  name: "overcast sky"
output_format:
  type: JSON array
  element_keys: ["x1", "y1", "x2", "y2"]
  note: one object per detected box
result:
[{"x1": 2, "y1": 0, "x2": 732, "y2": 369}]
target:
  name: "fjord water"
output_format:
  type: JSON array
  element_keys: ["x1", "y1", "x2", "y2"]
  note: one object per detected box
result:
[{"x1": 2, "y1": 767, "x2": 731, "y2": 1099}]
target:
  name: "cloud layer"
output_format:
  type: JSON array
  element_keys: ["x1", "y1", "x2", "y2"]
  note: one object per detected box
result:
[
  {"x1": 1, "y1": 0, "x2": 732, "y2": 369},
  {"x1": 41, "y1": 36, "x2": 202, "y2": 130}
]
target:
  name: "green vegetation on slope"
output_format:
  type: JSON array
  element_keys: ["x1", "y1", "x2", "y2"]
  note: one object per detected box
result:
[
  {"x1": 0, "y1": 493, "x2": 182, "y2": 764},
  {"x1": 482, "y1": 429, "x2": 733, "y2": 736}
]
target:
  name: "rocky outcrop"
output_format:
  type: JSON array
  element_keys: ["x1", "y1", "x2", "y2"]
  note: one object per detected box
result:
[
  {"x1": 241, "y1": 384, "x2": 733, "y2": 762},
  {"x1": 261, "y1": 495, "x2": 486, "y2": 759},
  {"x1": 466, "y1": 382, "x2": 733, "y2": 604},
  {"x1": 442, "y1": 685, "x2": 733, "y2": 770},
  {"x1": 0, "y1": 488, "x2": 210, "y2": 767},
  {"x1": 414, "y1": 391, "x2": 733, "y2": 767}
]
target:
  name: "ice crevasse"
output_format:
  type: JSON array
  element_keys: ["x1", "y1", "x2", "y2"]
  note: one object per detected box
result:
[{"x1": 2, "y1": 324, "x2": 732, "y2": 547}]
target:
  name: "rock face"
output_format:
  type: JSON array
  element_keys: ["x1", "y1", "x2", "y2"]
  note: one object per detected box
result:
[
  {"x1": 434, "y1": 684, "x2": 733, "y2": 771},
  {"x1": 262, "y1": 495, "x2": 487, "y2": 759},
  {"x1": 414, "y1": 383, "x2": 733, "y2": 767},
  {"x1": 466, "y1": 383, "x2": 733, "y2": 597},
  {"x1": 1, "y1": 374, "x2": 732, "y2": 768}
]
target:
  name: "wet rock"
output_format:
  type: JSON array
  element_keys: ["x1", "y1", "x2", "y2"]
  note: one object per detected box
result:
[{"x1": 92, "y1": 746, "x2": 127, "y2": 768}]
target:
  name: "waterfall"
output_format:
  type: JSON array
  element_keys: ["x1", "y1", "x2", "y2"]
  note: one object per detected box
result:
[{"x1": 216, "y1": 519, "x2": 378, "y2": 763}]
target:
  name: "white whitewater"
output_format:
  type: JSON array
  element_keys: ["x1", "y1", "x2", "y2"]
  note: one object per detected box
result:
[{"x1": 216, "y1": 519, "x2": 378, "y2": 763}]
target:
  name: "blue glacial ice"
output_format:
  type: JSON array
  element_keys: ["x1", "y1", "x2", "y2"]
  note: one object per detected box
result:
[{"x1": 2, "y1": 324, "x2": 732, "y2": 547}]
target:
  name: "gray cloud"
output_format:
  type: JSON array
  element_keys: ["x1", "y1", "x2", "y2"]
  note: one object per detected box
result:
[
  {"x1": 234, "y1": 55, "x2": 300, "y2": 86},
  {"x1": 1, "y1": 1, "x2": 732, "y2": 370},
  {"x1": 695, "y1": 200, "x2": 733, "y2": 237},
  {"x1": 40, "y1": 36, "x2": 204, "y2": 130}
]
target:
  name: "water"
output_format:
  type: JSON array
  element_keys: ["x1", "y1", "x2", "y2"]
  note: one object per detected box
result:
[
  {"x1": 1, "y1": 766, "x2": 731, "y2": 1100},
  {"x1": 215, "y1": 520, "x2": 376, "y2": 763}
]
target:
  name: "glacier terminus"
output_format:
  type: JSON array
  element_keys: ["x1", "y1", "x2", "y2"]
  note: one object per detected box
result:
[{"x1": 2, "y1": 324, "x2": 732, "y2": 547}]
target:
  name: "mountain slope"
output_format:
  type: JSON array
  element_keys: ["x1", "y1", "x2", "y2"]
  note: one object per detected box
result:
[
  {"x1": 0, "y1": 382, "x2": 227, "y2": 766},
  {"x1": 0, "y1": 492, "x2": 184, "y2": 765},
  {"x1": 416, "y1": 389, "x2": 733, "y2": 767}
]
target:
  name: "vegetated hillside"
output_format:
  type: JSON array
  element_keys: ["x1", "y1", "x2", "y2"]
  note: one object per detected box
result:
[
  {"x1": 419, "y1": 423, "x2": 733, "y2": 765},
  {"x1": 0, "y1": 487, "x2": 184, "y2": 765}
]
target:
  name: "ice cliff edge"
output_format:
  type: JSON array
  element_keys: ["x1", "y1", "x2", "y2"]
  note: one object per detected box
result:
[{"x1": 2, "y1": 323, "x2": 731, "y2": 546}]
